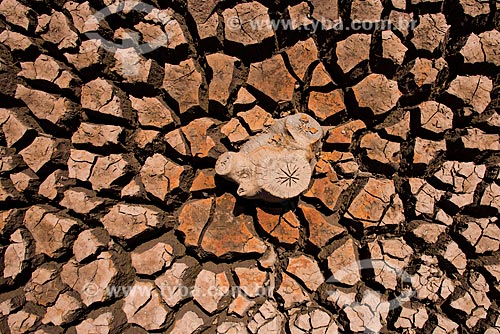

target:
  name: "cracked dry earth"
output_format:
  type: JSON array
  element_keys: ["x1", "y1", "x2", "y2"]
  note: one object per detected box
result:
[{"x1": 0, "y1": 0, "x2": 500, "y2": 333}]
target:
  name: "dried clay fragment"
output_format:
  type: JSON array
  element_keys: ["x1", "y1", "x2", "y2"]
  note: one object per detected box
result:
[{"x1": 215, "y1": 113, "x2": 323, "y2": 201}]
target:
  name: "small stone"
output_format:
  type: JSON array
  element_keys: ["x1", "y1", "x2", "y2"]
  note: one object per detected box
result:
[
  {"x1": 300, "y1": 203, "x2": 345, "y2": 248},
  {"x1": 229, "y1": 294, "x2": 255, "y2": 317},
  {"x1": 259, "y1": 245, "x2": 277, "y2": 269},
  {"x1": 462, "y1": 128, "x2": 500, "y2": 150},
  {"x1": 409, "y1": 178, "x2": 445, "y2": 216},
  {"x1": 235, "y1": 87, "x2": 256, "y2": 106},
  {"x1": 73, "y1": 228, "x2": 110, "y2": 263},
  {"x1": 164, "y1": 129, "x2": 190, "y2": 155},
  {"x1": 462, "y1": 217, "x2": 500, "y2": 253},
  {"x1": 0, "y1": 30, "x2": 33, "y2": 51},
  {"x1": 24, "y1": 205, "x2": 80, "y2": 258},
  {"x1": 67, "y1": 149, "x2": 98, "y2": 182},
  {"x1": 412, "y1": 13, "x2": 449, "y2": 52},
  {"x1": 168, "y1": 311, "x2": 204, "y2": 334},
  {"x1": 15, "y1": 85, "x2": 78, "y2": 127},
  {"x1": 410, "y1": 255, "x2": 455, "y2": 302},
  {"x1": 411, "y1": 58, "x2": 446, "y2": 87},
  {"x1": 336, "y1": 34, "x2": 371, "y2": 73},
  {"x1": 326, "y1": 120, "x2": 366, "y2": 145},
  {"x1": 247, "y1": 301, "x2": 285, "y2": 334},
  {"x1": 368, "y1": 238, "x2": 413, "y2": 290},
  {"x1": 217, "y1": 322, "x2": 248, "y2": 334},
  {"x1": 434, "y1": 161, "x2": 485, "y2": 196},
  {"x1": 101, "y1": 204, "x2": 166, "y2": 240},
  {"x1": 235, "y1": 266, "x2": 267, "y2": 298},
  {"x1": 286, "y1": 255, "x2": 324, "y2": 291},
  {"x1": 19, "y1": 55, "x2": 76, "y2": 89},
  {"x1": 155, "y1": 261, "x2": 190, "y2": 307},
  {"x1": 38, "y1": 169, "x2": 74, "y2": 200},
  {"x1": 351, "y1": 0, "x2": 383, "y2": 21},
  {"x1": 59, "y1": 188, "x2": 105, "y2": 214},
  {"x1": 221, "y1": 118, "x2": 250, "y2": 144},
  {"x1": 3, "y1": 229, "x2": 30, "y2": 279},
  {"x1": 419, "y1": 101, "x2": 453, "y2": 133},
  {"x1": 19, "y1": 136, "x2": 69, "y2": 173},
  {"x1": 190, "y1": 169, "x2": 216, "y2": 192},
  {"x1": 461, "y1": 31, "x2": 499, "y2": 65},
  {"x1": 277, "y1": 272, "x2": 309, "y2": 309},
  {"x1": 201, "y1": 194, "x2": 267, "y2": 256},
  {"x1": 481, "y1": 183, "x2": 500, "y2": 211},
  {"x1": 181, "y1": 118, "x2": 218, "y2": 158},
  {"x1": 389, "y1": 12, "x2": 413, "y2": 37},
  {"x1": 0, "y1": 148, "x2": 23, "y2": 172},
  {"x1": 327, "y1": 238, "x2": 361, "y2": 285},
  {"x1": 130, "y1": 96, "x2": 176, "y2": 129},
  {"x1": 413, "y1": 222, "x2": 447, "y2": 243},
  {"x1": 42, "y1": 292, "x2": 82, "y2": 326},
  {"x1": 10, "y1": 169, "x2": 39, "y2": 193},
  {"x1": 304, "y1": 175, "x2": 352, "y2": 211},
  {"x1": 447, "y1": 75, "x2": 492, "y2": 114},
  {"x1": 0, "y1": 288, "x2": 25, "y2": 316},
  {"x1": 443, "y1": 241, "x2": 467, "y2": 274},
  {"x1": 7, "y1": 310, "x2": 40, "y2": 334},
  {"x1": 288, "y1": 3, "x2": 313, "y2": 30},
  {"x1": 188, "y1": 0, "x2": 217, "y2": 32},
  {"x1": 459, "y1": 0, "x2": 490, "y2": 17},
  {"x1": 74, "y1": 308, "x2": 125, "y2": 334},
  {"x1": 131, "y1": 237, "x2": 174, "y2": 275},
  {"x1": 140, "y1": 153, "x2": 186, "y2": 200},
  {"x1": 0, "y1": 178, "x2": 22, "y2": 202},
  {"x1": 310, "y1": 0, "x2": 338, "y2": 22},
  {"x1": 450, "y1": 273, "x2": 490, "y2": 328},
  {"x1": 346, "y1": 178, "x2": 404, "y2": 228},
  {"x1": 163, "y1": 17, "x2": 187, "y2": 49},
  {"x1": 81, "y1": 78, "x2": 133, "y2": 120},
  {"x1": 360, "y1": 132, "x2": 400, "y2": 167},
  {"x1": 223, "y1": 2, "x2": 274, "y2": 45},
  {"x1": 61, "y1": 251, "x2": 129, "y2": 306},
  {"x1": 89, "y1": 154, "x2": 138, "y2": 191},
  {"x1": 64, "y1": 39, "x2": 102, "y2": 71},
  {"x1": 63, "y1": 1, "x2": 99, "y2": 33},
  {"x1": 193, "y1": 269, "x2": 230, "y2": 314},
  {"x1": 237, "y1": 106, "x2": 274, "y2": 134},
  {"x1": 352, "y1": 74, "x2": 401, "y2": 115},
  {"x1": 384, "y1": 111, "x2": 410, "y2": 140},
  {"x1": 433, "y1": 314, "x2": 458, "y2": 334},
  {"x1": 256, "y1": 207, "x2": 300, "y2": 244},
  {"x1": 382, "y1": 30, "x2": 407, "y2": 65},
  {"x1": 177, "y1": 198, "x2": 213, "y2": 246},
  {"x1": 286, "y1": 38, "x2": 319, "y2": 80},
  {"x1": 72, "y1": 123, "x2": 122, "y2": 147},
  {"x1": 0, "y1": 108, "x2": 37, "y2": 148},
  {"x1": 413, "y1": 138, "x2": 446, "y2": 164},
  {"x1": 247, "y1": 55, "x2": 296, "y2": 102},
  {"x1": 0, "y1": 0, "x2": 31, "y2": 29},
  {"x1": 207, "y1": 53, "x2": 238, "y2": 105},
  {"x1": 122, "y1": 280, "x2": 170, "y2": 331},
  {"x1": 394, "y1": 306, "x2": 428, "y2": 330},
  {"x1": 25, "y1": 263, "x2": 65, "y2": 306},
  {"x1": 311, "y1": 62, "x2": 333, "y2": 86},
  {"x1": 308, "y1": 90, "x2": 346, "y2": 121},
  {"x1": 163, "y1": 58, "x2": 202, "y2": 114},
  {"x1": 134, "y1": 129, "x2": 159, "y2": 149},
  {"x1": 36, "y1": 11, "x2": 78, "y2": 49}
]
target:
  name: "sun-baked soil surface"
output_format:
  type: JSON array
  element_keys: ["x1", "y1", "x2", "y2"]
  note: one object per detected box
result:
[{"x1": 1, "y1": 0, "x2": 500, "y2": 333}]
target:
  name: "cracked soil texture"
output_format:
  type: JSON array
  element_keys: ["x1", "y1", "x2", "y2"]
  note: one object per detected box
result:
[{"x1": 0, "y1": 0, "x2": 500, "y2": 333}]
